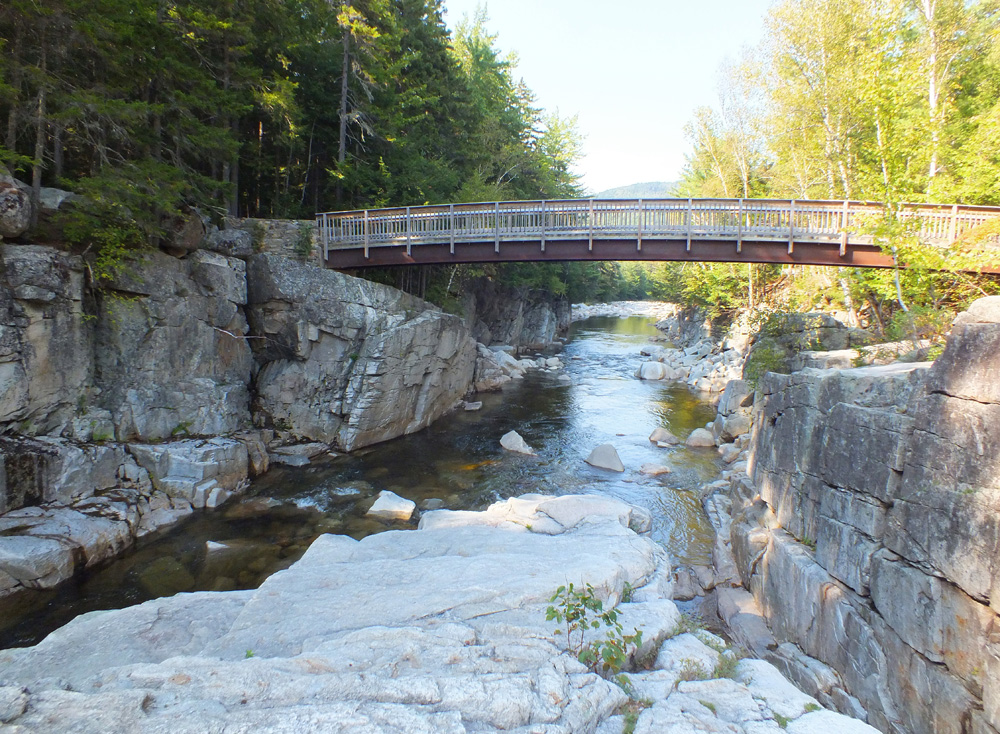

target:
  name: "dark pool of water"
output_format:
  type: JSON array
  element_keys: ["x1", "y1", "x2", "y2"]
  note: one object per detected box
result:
[{"x1": 0, "y1": 315, "x2": 720, "y2": 649}]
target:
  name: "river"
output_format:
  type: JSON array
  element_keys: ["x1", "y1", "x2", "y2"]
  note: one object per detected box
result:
[{"x1": 0, "y1": 315, "x2": 719, "y2": 649}]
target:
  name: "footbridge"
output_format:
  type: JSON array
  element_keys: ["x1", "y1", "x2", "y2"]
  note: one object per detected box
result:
[{"x1": 316, "y1": 198, "x2": 1000, "y2": 270}]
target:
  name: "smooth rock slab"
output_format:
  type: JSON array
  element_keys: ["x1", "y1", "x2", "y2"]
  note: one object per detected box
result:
[
  {"x1": 367, "y1": 490, "x2": 417, "y2": 521},
  {"x1": 585, "y1": 443, "x2": 625, "y2": 472}
]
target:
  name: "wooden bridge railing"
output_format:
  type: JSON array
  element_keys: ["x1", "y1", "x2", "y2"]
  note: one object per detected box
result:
[{"x1": 316, "y1": 198, "x2": 1000, "y2": 262}]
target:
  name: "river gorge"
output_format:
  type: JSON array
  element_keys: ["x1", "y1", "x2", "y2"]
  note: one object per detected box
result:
[{"x1": 0, "y1": 231, "x2": 997, "y2": 733}]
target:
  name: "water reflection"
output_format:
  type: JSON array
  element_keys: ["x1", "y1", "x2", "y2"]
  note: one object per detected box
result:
[{"x1": 0, "y1": 315, "x2": 720, "y2": 649}]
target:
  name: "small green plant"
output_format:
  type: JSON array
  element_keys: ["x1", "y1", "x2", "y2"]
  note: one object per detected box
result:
[
  {"x1": 92, "y1": 429, "x2": 114, "y2": 442},
  {"x1": 171, "y1": 421, "x2": 193, "y2": 437},
  {"x1": 547, "y1": 582, "x2": 643, "y2": 677},
  {"x1": 805, "y1": 703, "x2": 821, "y2": 713},
  {"x1": 250, "y1": 221, "x2": 267, "y2": 253},
  {"x1": 699, "y1": 700, "x2": 717, "y2": 714},
  {"x1": 621, "y1": 582, "x2": 635, "y2": 603},
  {"x1": 245, "y1": 649, "x2": 254, "y2": 658},
  {"x1": 293, "y1": 224, "x2": 314, "y2": 261},
  {"x1": 667, "y1": 611, "x2": 703, "y2": 639},
  {"x1": 712, "y1": 651, "x2": 742, "y2": 680},
  {"x1": 774, "y1": 712, "x2": 791, "y2": 728},
  {"x1": 676, "y1": 658, "x2": 710, "y2": 682},
  {"x1": 744, "y1": 345, "x2": 786, "y2": 390},
  {"x1": 617, "y1": 697, "x2": 654, "y2": 734},
  {"x1": 800, "y1": 535, "x2": 817, "y2": 551}
]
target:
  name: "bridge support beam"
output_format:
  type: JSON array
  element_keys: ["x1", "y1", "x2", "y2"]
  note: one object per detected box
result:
[{"x1": 326, "y1": 238, "x2": 901, "y2": 271}]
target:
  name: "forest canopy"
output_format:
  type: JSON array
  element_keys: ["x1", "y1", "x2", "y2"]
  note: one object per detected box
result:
[{"x1": 0, "y1": 1, "x2": 581, "y2": 231}]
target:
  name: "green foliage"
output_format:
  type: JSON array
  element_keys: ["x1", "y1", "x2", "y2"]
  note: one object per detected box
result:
[
  {"x1": 245, "y1": 649, "x2": 255, "y2": 659},
  {"x1": 743, "y1": 346, "x2": 786, "y2": 390},
  {"x1": 774, "y1": 712, "x2": 791, "y2": 729},
  {"x1": 667, "y1": 612, "x2": 704, "y2": 639},
  {"x1": 676, "y1": 658, "x2": 711, "y2": 682},
  {"x1": 547, "y1": 583, "x2": 643, "y2": 677},
  {"x1": 712, "y1": 650, "x2": 742, "y2": 680},
  {"x1": 293, "y1": 225, "x2": 313, "y2": 261},
  {"x1": 171, "y1": 421, "x2": 193, "y2": 438}
]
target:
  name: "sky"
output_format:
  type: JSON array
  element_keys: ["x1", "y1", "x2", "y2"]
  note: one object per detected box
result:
[{"x1": 441, "y1": 0, "x2": 776, "y2": 195}]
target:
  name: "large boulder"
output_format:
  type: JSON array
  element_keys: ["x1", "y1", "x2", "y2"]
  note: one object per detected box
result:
[
  {"x1": 585, "y1": 443, "x2": 625, "y2": 472},
  {"x1": 247, "y1": 255, "x2": 476, "y2": 451},
  {"x1": 0, "y1": 181, "x2": 31, "y2": 239}
]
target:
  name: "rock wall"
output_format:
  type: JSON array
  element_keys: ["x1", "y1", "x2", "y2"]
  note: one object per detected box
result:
[
  {"x1": 462, "y1": 277, "x2": 569, "y2": 349},
  {"x1": 712, "y1": 296, "x2": 1000, "y2": 734},
  {"x1": 0, "y1": 241, "x2": 480, "y2": 599},
  {"x1": 95, "y1": 249, "x2": 253, "y2": 442},
  {"x1": 247, "y1": 255, "x2": 476, "y2": 451}
]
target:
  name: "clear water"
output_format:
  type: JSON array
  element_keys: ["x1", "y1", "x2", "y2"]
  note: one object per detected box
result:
[{"x1": 0, "y1": 315, "x2": 719, "y2": 649}]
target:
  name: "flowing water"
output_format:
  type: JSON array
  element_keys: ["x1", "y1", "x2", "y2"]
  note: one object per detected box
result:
[{"x1": 0, "y1": 315, "x2": 719, "y2": 649}]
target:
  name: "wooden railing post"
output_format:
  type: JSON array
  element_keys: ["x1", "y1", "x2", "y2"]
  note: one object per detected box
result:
[
  {"x1": 686, "y1": 198, "x2": 693, "y2": 251},
  {"x1": 588, "y1": 199, "x2": 595, "y2": 251},
  {"x1": 540, "y1": 200, "x2": 546, "y2": 252},
  {"x1": 321, "y1": 213, "x2": 329, "y2": 260},
  {"x1": 637, "y1": 199, "x2": 644, "y2": 251},
  {"x1": 494, "y1": 201, "x2": 500, "y2": 253},
  {"x1": 449, "y1": 204, "x2": 455, "y2": 255},
  {"x1": 737, "y1": 199, "x2": 744, "y2": 254},
  {"x1": 949, "y1": 203, "x2": 959, "y2": 244},
  {"x1": 363, "y1": 210, "x2": 369, "y2": 259},
  {"x1": 405, "y1": 207, "x2": 412, "y2": 256},
  {"x1": 840, "y1": 200, "x2": 849, "y2": 256},
  {"x1": 787, "y1": 200, "x2": 795, "y2": 254}
]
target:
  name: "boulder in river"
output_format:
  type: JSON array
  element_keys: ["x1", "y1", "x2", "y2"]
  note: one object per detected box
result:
[
  {"x1": 500, "y1": 430, "x2": 536, "y2": 455},
  {"x1": 585, "y1": 443, "x2": 625, "y2": 472},
  {"x1": 639, "y1": 463, "x2": 672, "y2": 476},
  {"x1": 649, "y1": 427, "x2": 680, "y2": 445},
  {"x1": 685, "y1": 428, "x2": 716, "y2": 447},
  {"x1": 366, "y1": 490, "x2": 416, "y2": 521},
  {"x1": 636, "y1": 361, "x2": 669, "y2": 380}
]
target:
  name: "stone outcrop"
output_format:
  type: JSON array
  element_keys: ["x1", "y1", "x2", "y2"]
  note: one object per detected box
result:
[
  {"x1": 464, "y1": 276, "x2": 569, "y2": 348},
  {"x1": 96, "y1": 249, "x2": 253, "y2": 441},
  {"x1": 247, "y1": 254, "x2": 476, "y2": 451},
  {"x1": 706, "y1": 296, "x2": 1000, "y2": 734},
  {"x1": 0, "y1": 245, "x2": 92, "y2": 436},
  {"x1": 0, "y1": 494, "x2": 876, "y2": 733},
  {"x1": 0, "y1": 168, "x2": 31, "y2": 239},
  {"x1": 0, "y1": 242, "x2": 483, "y2": 601}
]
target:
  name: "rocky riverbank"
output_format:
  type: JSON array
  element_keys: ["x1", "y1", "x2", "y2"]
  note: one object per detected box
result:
[
  {"x1": 0, "y1": 494, "x2": 877, "y2": 733},
  {"x1": 678, "y1": 297, "x2": 1000, "y2": 734},
  {"x1": 0, "y1": 230, "x2": 566, "y2": 607}
]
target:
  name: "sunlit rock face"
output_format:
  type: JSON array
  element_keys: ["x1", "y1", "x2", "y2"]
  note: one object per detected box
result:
[
  {"x1": 247, "y1": 254, "x2": 476, "y2": 451},
  {"x1": 713, "y1": 295, "x2": 1000, "y2": 734},
  {"x1": 0, "y1": 494, "x2": 877, "y2": 734}
]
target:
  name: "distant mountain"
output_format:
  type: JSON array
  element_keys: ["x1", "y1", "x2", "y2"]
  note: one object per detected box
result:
[{"x1": 594, "y1": 181, "x2": 680, "y2": 199}]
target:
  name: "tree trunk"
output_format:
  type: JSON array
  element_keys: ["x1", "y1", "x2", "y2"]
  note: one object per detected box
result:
[
  {"x1": 30, "y1": 28, "x2": 47, "y2": 230},
  {"x1": 336, "y1": 22, "x2": 351, "y2": 205},
  {"x1": 6, "y1": 24, "x2": 22, "y2": 152}
]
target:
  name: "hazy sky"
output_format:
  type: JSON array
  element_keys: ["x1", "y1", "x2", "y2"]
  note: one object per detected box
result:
[{"x1": 441, "y1": 0, "x2": 776, "y2": 194}]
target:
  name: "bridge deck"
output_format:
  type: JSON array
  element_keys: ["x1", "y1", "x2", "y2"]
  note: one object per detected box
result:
[{"x1": 316, "y1": 198, "x2": 1000, "y2": 270}]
